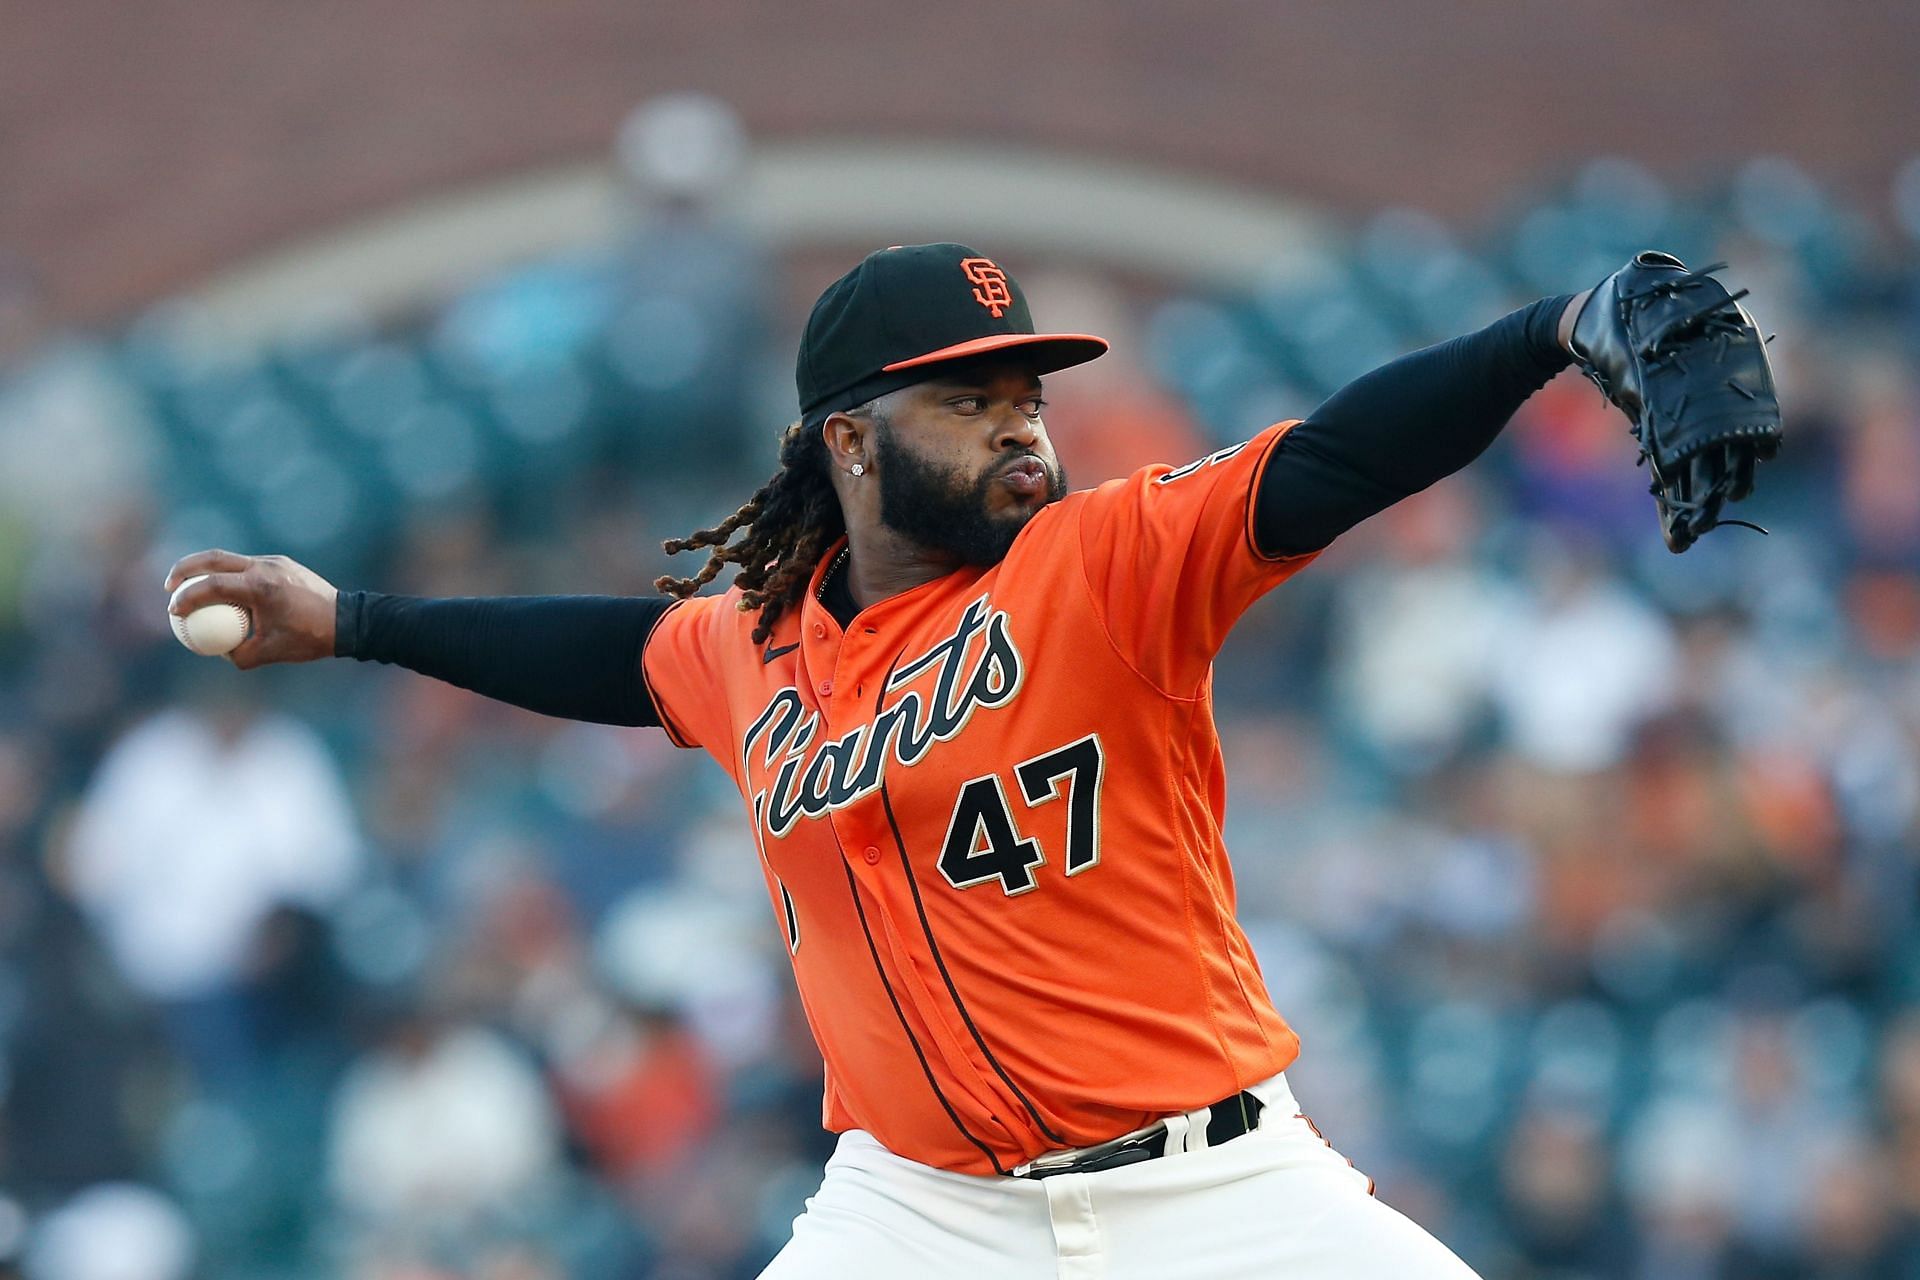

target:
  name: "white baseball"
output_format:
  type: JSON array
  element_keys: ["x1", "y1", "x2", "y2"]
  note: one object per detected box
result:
[{"x1": 168, "y1": 575, "x2": 252, "y2": 656}]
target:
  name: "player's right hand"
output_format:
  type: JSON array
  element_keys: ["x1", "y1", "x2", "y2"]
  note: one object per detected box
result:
[{"x1": 163, "y1": 549, "x2": 338, "y2": 670}]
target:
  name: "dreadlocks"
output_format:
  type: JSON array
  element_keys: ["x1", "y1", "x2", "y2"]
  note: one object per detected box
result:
[{"x1": 655, "y1": 418, "x2": 846, "y2": 644}]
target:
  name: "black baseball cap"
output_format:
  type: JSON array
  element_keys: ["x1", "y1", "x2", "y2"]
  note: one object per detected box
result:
[{"x1": 796, "y1": 243, "x2": 1108, "y2": 425}]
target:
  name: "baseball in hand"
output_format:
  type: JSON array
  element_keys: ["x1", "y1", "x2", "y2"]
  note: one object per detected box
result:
[{"x1": 168, "y1": 575, "x2": 251, "y2": 656}]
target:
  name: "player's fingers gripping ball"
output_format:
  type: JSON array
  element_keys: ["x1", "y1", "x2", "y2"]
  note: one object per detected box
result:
[{"x1": 168, "y1": 575, "x2": 252, "y2": 656}]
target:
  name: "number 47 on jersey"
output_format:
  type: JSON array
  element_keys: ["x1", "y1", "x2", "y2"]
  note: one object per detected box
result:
[{"x1": 937, "y1": 733, "x2": 1105, "y2": 896}]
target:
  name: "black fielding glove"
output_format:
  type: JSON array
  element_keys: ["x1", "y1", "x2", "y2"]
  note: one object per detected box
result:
[{"x1": 1569, "y1": 252, "x2": 1783, "y2": 553}]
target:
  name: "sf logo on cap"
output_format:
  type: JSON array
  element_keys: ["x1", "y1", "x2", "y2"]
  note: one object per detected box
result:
[{"x1": 961, "y1": 257, "x2": 1012, "y2": 318}]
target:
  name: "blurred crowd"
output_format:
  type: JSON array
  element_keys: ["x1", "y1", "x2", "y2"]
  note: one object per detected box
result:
[{"x1": 5, "y1": 99, "x2": 1920, "y2": 1278}]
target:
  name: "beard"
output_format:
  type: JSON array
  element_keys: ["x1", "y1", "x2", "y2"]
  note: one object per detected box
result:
[{"x1": 872, "y1": 416, "x2": 1068, "y2": 566}]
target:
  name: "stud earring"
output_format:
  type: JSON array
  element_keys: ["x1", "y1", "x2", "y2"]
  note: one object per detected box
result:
[{"x1": 850, "y1": 463, "x2": 865, "y2": 477}]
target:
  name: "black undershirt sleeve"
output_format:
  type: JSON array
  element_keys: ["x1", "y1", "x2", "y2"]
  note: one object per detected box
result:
[
  {"x1": 334, "y1": 591, "x2": 671, "y2": 728},
  {"x1": 1252, "y1": 295, "x2": 1575, "y2": 556}
]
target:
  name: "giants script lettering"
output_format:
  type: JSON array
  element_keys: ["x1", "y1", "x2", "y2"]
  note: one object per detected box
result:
[{"x1": 742, "y1": 596, "x2": 1025, "y2": 839}]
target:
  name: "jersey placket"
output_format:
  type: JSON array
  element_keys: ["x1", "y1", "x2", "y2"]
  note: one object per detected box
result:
[
  {"x1": 794, "y1": 590, "x2": 903, "y2": 904},
  {"x1": 802, "y1": 590, "x2": 1010, "y2": 1156},
  {"x1": 799, "y1": 590, "x2": 901, "y2": 901},
  {"x1": 804, "y1": 585, "x2": 1057, "y2": 1161}
]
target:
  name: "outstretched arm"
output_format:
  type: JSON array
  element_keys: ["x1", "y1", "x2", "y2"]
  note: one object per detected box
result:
[
  {"x1": 164, "y1": 550, "x2": 668, "y2": 728},
  {"x1": 1252, "y1": 290, "x2": 1589, "y2": 557}
]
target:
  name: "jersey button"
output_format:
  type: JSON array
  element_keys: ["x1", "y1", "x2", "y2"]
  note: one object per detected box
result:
[
  {"x1": 812, "y1": 622, "x2": 827, "y2": 639},
  {"x1": 863, "y1": 845, "x2": 881, "y2": 865},
  {"x1": 818, "y1": 680, "x2": 833, "y2": 698}
]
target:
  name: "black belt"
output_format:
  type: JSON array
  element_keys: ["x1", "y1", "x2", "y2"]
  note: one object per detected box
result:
[{"x1": 1010, "y1": 1089, "x2": 1267, "y2": 1180}]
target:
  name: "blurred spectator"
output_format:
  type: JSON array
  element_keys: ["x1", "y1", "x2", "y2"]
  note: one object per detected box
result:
[
  {"x1": 1494, "y1": 1102, "x2": 1627, "y2": 1277},
  {"x1": 21, "y1": 1184, "x2": 193, "y2": 1280},
  {"x1": 1839, "y1": 353, "x2": 1920, "y2": 560},
  {"x1": 1490, "y1": 534, "x2": 1680, "y2": 773},
  {"x1": 1799, "y1": 1134, "x2": 1906, "y2": 1278},
  {"x1": 0, "y1": 254, "x2": 156, "y2": 590},
  {"x1": 613, "y1": 93, "x2": 748, "y2": 222},
  {"x1": 0, "y1": 732, "x2": 164, "y2": 1202},
  {"x1": 604, "y1": 92, "x2": 769, "y2": 475},
  {"x1": 1721, "y1": 1012, "x2": 1860, "y2": 1270},
  {"x1": 327, "y1": 1013, "x2": 560, "y2": 1242},
  {"x1": 552, "y1": 1003, "x2": 721, "y2": 1188},
  {"x1": 1506, "y1": 373, "x2": 1654, "y2": 547},
  {"x1": 1331, "y1": 484, "x2": 1516, "y2": 772},
  {"x1": 1622, "y1": 1095, "x2": 1741, "y2": 1278},
  {"x1": 1879, "y1": 1014, "x2": 1920, "y2": 1242},
  {"x1": 0, "y1": 875, "x2": 171, "y2": 1199},
  {"x1": 64, "y1": 692, "x2": 359, "y2": 1083}
]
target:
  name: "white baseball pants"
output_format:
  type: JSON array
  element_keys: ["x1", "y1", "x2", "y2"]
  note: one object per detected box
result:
[{"x1": 760, "y1": 1074, "x2": 1481, "y2": 1279}]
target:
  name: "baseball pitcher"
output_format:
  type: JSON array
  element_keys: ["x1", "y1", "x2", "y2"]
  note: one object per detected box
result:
[{"x1": 167, "y1": 243, "x2": 1779, "y2": 1277}]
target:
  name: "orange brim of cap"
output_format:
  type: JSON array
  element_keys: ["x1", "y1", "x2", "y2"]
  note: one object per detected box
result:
[{"x1": 882, "y1": 332, "x2": 1109, "y2": 375}]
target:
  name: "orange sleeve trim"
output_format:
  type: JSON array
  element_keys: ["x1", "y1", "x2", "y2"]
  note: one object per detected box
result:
[
  {"x1": 1242, "y1": 419, "x2": 1323, "y2": 566},
  {"x1": 639, "y1": 598, "x2": 698, "y2": 749}
]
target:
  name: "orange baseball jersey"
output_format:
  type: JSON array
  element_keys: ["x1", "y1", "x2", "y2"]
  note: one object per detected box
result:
[{"x1": 641, "y1": 420, "x2": 1320, "y2": 1175}]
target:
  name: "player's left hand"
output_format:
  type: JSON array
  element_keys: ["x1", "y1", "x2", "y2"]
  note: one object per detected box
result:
[{"x1": 1567, "y1": 252, "x2": 1782, "y2": 553}]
